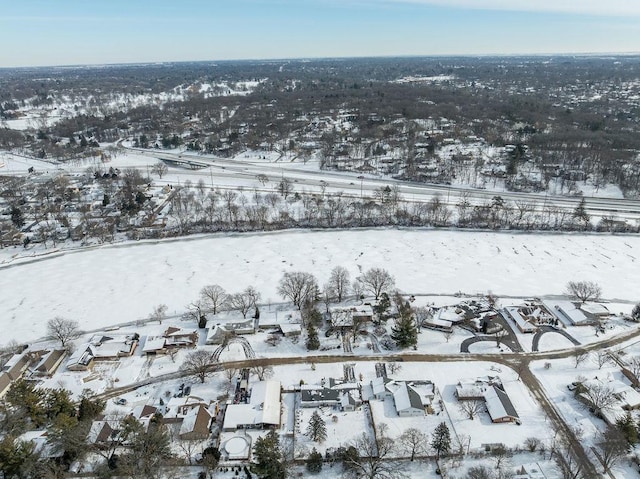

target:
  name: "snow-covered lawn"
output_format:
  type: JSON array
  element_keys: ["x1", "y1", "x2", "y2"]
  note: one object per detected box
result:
[
  {"x1": 2, "y1": 229, "x2": 639, "y2": 345},
  {"x1": 294, "y1": 405, "x2": 372, "y2": 459}
]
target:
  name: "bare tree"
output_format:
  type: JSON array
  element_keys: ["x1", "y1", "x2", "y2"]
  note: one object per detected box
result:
[
  {"x1": 223, "y1": 367, "x2": 238, "y2": 392},
  {"x1": 199, "y1": 284, "x2": 227, "y2": 315},
  {"x1": 151, "y1": 162, "x2": 168, "y2": 179},
  {"x1": 180, "y1": 349, "x2": 217, "y2": 383},
  {"x1": 524, "y1": 437, "x2": 541, "y2": 452},
  {"x1": 398, "y1": 428, "x2": 427, "y2": 461},
  {"x1": 566, "y1": 281, "x2": 602, "y2": 303},
  {"x1": 387, "y1": 361, "x2": 402, "y2": 375},
  {"x1": 596, "y1": 351, "x2": 613, "y2": 370},
  {"x1": 328, "y1": 266, "x2": 350, "y2": 303},
  {"x1": 596, "y1": 427, "x2": 628, "y2": 473},
  {"x1": 321, "y1": 283, "x2": 334, "y2": 313},
  {"x1": 167, "y1": 348, "x2": 179, "y2": 363},
  {"x1": 554, "y1": 447, "x2": 584, "y2": 479},
  {"x1": 573, "y1": 349, "x2": 589, "y2": 368},
  {"x1": 491, "y1": 445, "x2": 510, "y2": 471},
  {"x1": 277, "y1": 271, "x2": 319, "y2": 310},
  {"x1": 467, "y1": 466, "x2": 492, "y2": 479},
  {"x1": 226, "y1": 290, "x2": 254, "y2": 318},
  {"x1": 458, "y1": 400, "x2": 485, "y2": 420},
  {"x1": 628, "y1": 356, "x2": 640, "y2": 379},
  {"x1": 47, "y1": 317, "x2": 80, "y2": 347},
  {"x1": 343, "y1": 424, "x2": 405, "y2": 479},
  {"x1": 251, "y1": 364, "x2": 274, "y2": 381},
  {"x1": 148, "y1": 304, "x2": 168, "y2": 324},
  {"x1": 277, "y1": 178, "x2": 293, "y2": 199},
  {"x1": 356, "y1": 268, "x2": 395, "y2": 300},
  {"x1": 244, "y1": 285, "x2": 261, "y2": 309},
  {"x1": 582, "y1": 381, "x2": 617, "y2": 410}
]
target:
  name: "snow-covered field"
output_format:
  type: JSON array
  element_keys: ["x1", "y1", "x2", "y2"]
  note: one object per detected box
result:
[{"x1": 2, "y1": 228, "x2": 639, "y2": 345}]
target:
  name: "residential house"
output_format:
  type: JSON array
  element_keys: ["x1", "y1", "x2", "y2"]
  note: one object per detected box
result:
[
  {"x1": 2, "y1": 352, "x2": 31, "y2": 380},
  {"x1": 0, "y1": 372, "x2": 11, "y2": 399},
  {"x1": 178, "y1": 405, "x2": 214, "y2": 440},
  {"x1": 484, "y1": 385, "x2": 520, "y2": 424},
  {"x1": 387, "y1": 381, "x2": 425, "y2": 417},
  {"x1": 163, "y1": 327, "x2": 198, "y2": 348},
  {"x1": 223, "y1": 380, "x2": 282, "y2": 431},
  {"x1": 456, "y1": 377, "x2": 520, "y2": 424},
  {"x1": 579, "y1": 376, "x2": 640, "y2": 425},
  {"x1": 330, "y1": 305, "x2": 374, "y2": 330},
  {"x1": 542, "y1": 299, "x2": 595, "y2": 326},
  {"x1": 300, "y1": 377, "x2": 361, "y2": 411},
  {"x1": 143, "y1": 328, "x2": 197, "y2": 355},
  {"x1": 500, "y1": 307, "x2": 538, "y2": 334},
  {"x1": 87, "y1": 420, "x2": 122, "y2": 447},
  {"x1": 31, "y1": 349, "x2": 67, "y2": 377},
  {"x1": 67, "y1": 334, "x2": 138, "y2": 370},
  {"x1": 258, "y1": 310, "x2": 302, "y2": 331},
  {"x1": 206, "y1": 319, "x2": 255, "y2": 345},
  {"x1": 17, "y1": 430, "x2": 61, "y2": 459}
]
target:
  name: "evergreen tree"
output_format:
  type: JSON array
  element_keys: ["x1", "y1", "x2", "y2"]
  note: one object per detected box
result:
[
  {"x1": 572, "y1": 197, "x2": 590, "y2": 228},
  {"x1": 10, "y1": 206, "x2": 24, "y2": 228},
  {"x1": 306, "y1": 447, "x2": 323, "y2": 473},
  {"x1": 616, "y1": 412, "x2": 638, "y2": 444},
  {"x1": 5, "y1": 379, "x2": 47, "y2": 428},
  {"x1": 78, "y1": 393, "x2": 105, "y2": 422},
  {"x1": 374, "y1": 292, "x2": 391, "y2": 317},
  {"x1": 391, "y1": 295, "x2": 418, "y2": 348},
  {"x1": 306, "y1": 324, "x2": 320, "y2": 351},
  {"x1": 431, "y1": 422, "x2": 451, "y2": 460},
  {"x1": 253, "y1": 430, "x2": 286, "y2": 479},
  {"x1": 0, "y1": 436, "x2": 37, "y2": 478},
  {"x1": 306, "y1": 411, "x2": 327, "y2": 443}
]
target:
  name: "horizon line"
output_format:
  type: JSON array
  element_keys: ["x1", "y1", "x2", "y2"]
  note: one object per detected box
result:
[{"x1": 2, "y1": 51, "x2": 640, "y2": 71}]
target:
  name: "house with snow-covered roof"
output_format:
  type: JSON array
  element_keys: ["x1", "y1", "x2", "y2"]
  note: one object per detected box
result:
[
  {"x1": 258, "y1": 309, "x2": 302, "y2": 330},
  {"x1": 67, "y1": 333, "x2": 138, "y2": 369},
  {"x1": 300, "y1": 377, "x2": 361, "y2": 411},
  {"x1": 484, "y1": 385, "x2": 520, "y2": 424},
  {"x1": 30, "y1": 349, "x2": 67, "y2": 377},
  {"x1": 542, "y1": 299, "x2": 596, "y2": 326},
  {"x1": 455, "y1": 376, "x2": 501, "y2": 400},
  {"x1": 222, "y1": 380, "x2": 281, "y2": 431},
  {"x1": 163, "y1": 327, "x2": 198, "y2": 348},
  {"x1": 456, "y1": 376, "x2": 519, "y2": 424},
  {"x1": 500, "y1": 307, "x2": 538, "y2": 334},
  {"x1": 177, "y1": 404, "x2": 214, "y2": 440},
  {"x1": 330, "y1": 305, "x2": 374, "y2": 329},
  {"x1": 2, "y1": 352, "x2": 31, "y2": 380},
  {"x1": 206, "y1": 319, "x2": 255, "y2": 345},
  {"x1": 0, "y1": 373, "x2": 11, "y2": 399},
  {"x1": 387, "y1": 381, "x2": 425, "y2": 417}
]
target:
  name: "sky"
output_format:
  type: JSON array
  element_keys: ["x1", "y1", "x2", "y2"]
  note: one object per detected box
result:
[{"x1": 1, "y1": 0, "x2": 640, "y2": 67}]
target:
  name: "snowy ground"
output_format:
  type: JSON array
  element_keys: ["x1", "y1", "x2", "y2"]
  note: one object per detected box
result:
[{"x1": 1, "y1": 229, "x2": 639, "y2": 345}]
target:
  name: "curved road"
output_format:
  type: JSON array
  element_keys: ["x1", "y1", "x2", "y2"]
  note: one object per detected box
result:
[
  {"x1": 531, "y1": 326, "x2": 581, "y2": 352},
  {"x1": 97, "y1": 326, "x2": 640, "y2": 478}
]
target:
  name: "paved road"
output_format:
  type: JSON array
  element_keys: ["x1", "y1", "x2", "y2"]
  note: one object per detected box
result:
[
  {"x1": 130, "y1": 147, "x2": 640, "y2": 219},
  {"x1": 96, "y1": 319, "x2": 640, "y2": 477},
  {"x1": 531, "y1": 326, "x2": 581, "y2": 352}
]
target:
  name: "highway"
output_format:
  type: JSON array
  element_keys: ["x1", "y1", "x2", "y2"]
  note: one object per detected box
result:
[{"x1": 132, "y1": 148, "x2": 640, "y2": 220}]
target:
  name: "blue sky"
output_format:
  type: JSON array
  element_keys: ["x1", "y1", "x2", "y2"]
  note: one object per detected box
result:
[{"x1": 1, "y1": 0, "x2": 639, "y2": 67}]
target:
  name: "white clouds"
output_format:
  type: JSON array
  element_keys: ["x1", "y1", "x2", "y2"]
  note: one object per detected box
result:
[{"x1": 387, "y1": 0, "x2": 640, "y2": 16}]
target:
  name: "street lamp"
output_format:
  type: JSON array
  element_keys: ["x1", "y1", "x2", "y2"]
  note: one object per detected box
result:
[{"x1": 357, "y1": 175, "x2": 364, "y2": 199}]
